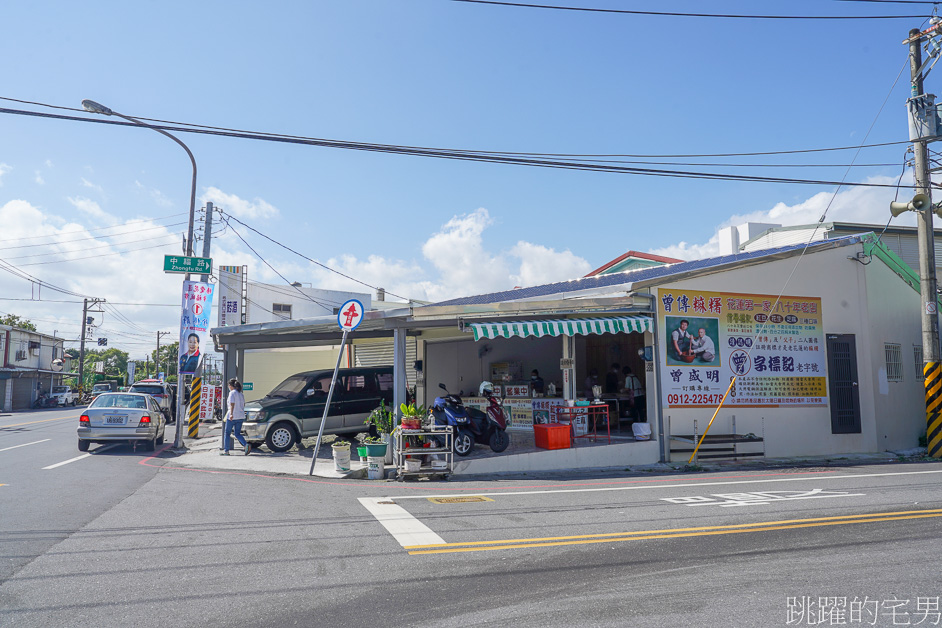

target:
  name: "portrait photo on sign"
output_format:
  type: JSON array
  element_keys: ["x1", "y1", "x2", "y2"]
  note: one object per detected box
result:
[{"x1": 665, "y1": 316, "x2": 721, "y2": 367}]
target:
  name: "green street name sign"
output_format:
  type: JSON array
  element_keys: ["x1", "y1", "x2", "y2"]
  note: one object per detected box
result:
[
  {"x1": 163, "y1": 255, "x2": 212, "y2": 274},
  {"x1": 243, "y1": 382, "x2": 253, "y2": 391}
]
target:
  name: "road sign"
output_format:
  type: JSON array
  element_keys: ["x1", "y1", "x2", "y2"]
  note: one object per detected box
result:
[
  {"x1": 243, "y1": 382, "x2": 254, "y2": 391},
  {"x1": 164, "y1": 255, "x2": 212, "y2": 274},
  {"x1": 337, "y1": 299, "x2": 364, "y2": 332}
]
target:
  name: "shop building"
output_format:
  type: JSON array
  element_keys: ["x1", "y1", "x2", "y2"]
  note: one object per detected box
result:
[
  {"x1": 0, "y1": 325, "x2": 71, "y2": 411},
  {"x1": 212, "y1": 232, "x2": 928, "y2": 471}
]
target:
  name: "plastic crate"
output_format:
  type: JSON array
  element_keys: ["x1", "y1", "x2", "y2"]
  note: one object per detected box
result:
[{"x1": 534, "y1": 423, "x2": 571, "y2": 450}]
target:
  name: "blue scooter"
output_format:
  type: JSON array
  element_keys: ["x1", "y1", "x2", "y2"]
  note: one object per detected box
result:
[{"x1": 429, "y1": 383, "x2": 475, "y2": 456}]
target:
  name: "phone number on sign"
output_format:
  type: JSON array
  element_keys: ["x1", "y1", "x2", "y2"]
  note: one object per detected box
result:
[{"x1": 667, "y1": 393, "x2": 726, "y2": 405}]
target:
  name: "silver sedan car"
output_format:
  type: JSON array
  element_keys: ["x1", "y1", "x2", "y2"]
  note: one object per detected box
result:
[{"x1": 77, "y1": 392, "x2": 166, "y2": 452}]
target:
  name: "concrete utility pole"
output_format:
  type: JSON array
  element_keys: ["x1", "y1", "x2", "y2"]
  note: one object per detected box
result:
[
  {"x1": 156, "y1": 331, "x2": 170, "y2": 380},
  {"x1": 200, "y1": 201, "x2": 214, "y2": 283},
  {"x1": 78, "y1": 297, "x2": 104, "y2": 396},
  {"x1": 907, "y1": 28, "x2": 942, "y2": 459}
]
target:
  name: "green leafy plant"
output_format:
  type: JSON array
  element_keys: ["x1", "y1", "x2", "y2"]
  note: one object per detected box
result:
[
  {"x1": 364, "y1": 435, "x2": 385, "y2": 444},
  {"x1": 399, "y1": 401, "x2": 425, "y2": 418},
  {"x1": 366, "y1": 400, "x2": 395, "y2": 435}
]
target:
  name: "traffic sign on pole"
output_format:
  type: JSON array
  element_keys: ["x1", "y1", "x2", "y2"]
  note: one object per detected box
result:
[
  {"x1": 337, "y1": 299, "x2": 364, "y2": 332},
  {"x1": 164, "y1": 255, "x2": 212, "y2": 275}
]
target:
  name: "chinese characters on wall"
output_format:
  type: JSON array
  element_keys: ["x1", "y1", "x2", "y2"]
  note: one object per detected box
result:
[{"x1": 657, "y1": 288, "x2": 827, "y2": 408}]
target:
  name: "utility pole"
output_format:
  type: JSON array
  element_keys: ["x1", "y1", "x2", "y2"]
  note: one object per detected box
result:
[
  {"x1": 200, "y1": 201, "x2": 214, "y2": 283},
  {"x1": 78, "y1": 297, "x2": 104, "y2": 396},
  {"x1": 906, "y1": 27, "x2": 942, "y2": 459},
  {"x1": 156, "y1": 331, "x2": 170, "y2": 381}
]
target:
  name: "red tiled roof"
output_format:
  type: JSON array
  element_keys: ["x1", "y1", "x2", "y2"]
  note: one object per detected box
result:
[{"x1": 586, "y1": 250, "x2": 683, "y2": 277}]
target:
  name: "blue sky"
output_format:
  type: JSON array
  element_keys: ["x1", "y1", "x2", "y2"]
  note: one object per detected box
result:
[{"x1": 0, "y1": 1, "x2": 934, "y2": 355}]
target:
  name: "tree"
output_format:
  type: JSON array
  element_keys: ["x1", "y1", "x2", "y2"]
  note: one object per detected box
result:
[
  {"x1": 0, "y1": 314, "x2": 37, "y2": 331},
  {"x1": 81, "y1": 347, "x2": 129, "y2": 388}
]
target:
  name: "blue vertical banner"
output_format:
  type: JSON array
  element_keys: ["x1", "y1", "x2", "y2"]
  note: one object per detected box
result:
[{"x1": 179, "y1": 281, "x2": 215, "y2": 375}]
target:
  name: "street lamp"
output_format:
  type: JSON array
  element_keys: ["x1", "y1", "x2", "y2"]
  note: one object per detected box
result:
[{"x1": 82, "y1": 99, "x2": 197, "y2": 450}]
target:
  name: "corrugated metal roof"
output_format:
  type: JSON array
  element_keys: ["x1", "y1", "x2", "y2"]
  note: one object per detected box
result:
[{"x1": 427, "y1": 234, "x2": 865, "y2": 308}]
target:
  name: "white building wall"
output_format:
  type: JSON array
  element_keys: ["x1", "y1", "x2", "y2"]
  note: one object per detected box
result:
[
  {"x1": 657, "y1": 243, "x2": 921, "y2": 459},
  {"x1": 245, "y1": 284, "x2": 371, "y2": 324}
]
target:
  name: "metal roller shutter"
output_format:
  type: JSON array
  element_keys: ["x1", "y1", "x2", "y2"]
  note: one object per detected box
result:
[{"x1": 353, "y1": 339, "x2": 418, "y2": 388}]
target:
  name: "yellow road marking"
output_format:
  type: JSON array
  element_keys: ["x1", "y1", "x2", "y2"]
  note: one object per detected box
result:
[
  {"x1": 0, "y1": 416, "x2": 76, "y2": 428},
  {"x1": 427, "y1": 496, "x2": 494, "y2": 504},
  {"x1": 406, "y1": 509, "x2": 942, "y2": 555}
]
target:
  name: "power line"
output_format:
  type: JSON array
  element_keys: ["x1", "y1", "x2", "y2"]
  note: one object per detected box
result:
[
  {"x1": 0, "y1": 104, "x2": 912, "y2": 188},
  {"x1": 0, "y1": 220, "x2": 187, "y2": 252},
  {"x1": 0, "y1": 211, "x2": 187, "y2": 245},
  {"x1": 222, "y1": 212, "x2": 411, "y2": 301},
  {"x1": 2, "y1": 234, "x2": 179, "y2": 262},
  {"x1": 448, "y1": 0, "x2": 926, "y2": 19}
]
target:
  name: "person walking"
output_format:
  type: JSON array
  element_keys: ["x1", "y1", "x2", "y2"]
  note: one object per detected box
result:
[{"x1": 221, "y1": 378, "x2": 250, "y2": 455}]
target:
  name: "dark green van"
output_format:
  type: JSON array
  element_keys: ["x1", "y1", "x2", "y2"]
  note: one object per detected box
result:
[{"x1": 242, "y1": 367, "x2": 394, "y2": 452}]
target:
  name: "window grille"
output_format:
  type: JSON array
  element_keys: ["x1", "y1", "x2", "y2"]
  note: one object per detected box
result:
[
  {"x1": 885, "y1": 343, "x2": 903, "y2": 382},
  {"x1": 915, "y1": 345, "x2": 924, "y2": 377},
  {"x1": 272, "y1": 303, "x2": 292, "y2": 321}
]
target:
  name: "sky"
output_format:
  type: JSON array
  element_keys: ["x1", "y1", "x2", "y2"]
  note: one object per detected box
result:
[{"x1": 0, "y1": 0, "x2": 937, "y2": 358}]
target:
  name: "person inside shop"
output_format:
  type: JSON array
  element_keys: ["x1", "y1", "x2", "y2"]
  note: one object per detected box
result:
[
  {"x1": 690, "y1": 327, "x2": 716, "y2": 362},
  {"x1": 179, "y1": 333, "x2": 201, "y2": 374},
  {"x1": 584, "y1": 368, "x2": 599, "y2": 399},
  {"x1": 530, "y1": 369, "x2": 545, "y2": 395},
  {"x1": 622, "y1": 365, "x2": 646, "y2": 421},
  {"x1": 671, "y1": 319, "x2": 693, "y2": 360},
  {"x1": 605, "y1": 363, "x2": 621, "y2": 394}
]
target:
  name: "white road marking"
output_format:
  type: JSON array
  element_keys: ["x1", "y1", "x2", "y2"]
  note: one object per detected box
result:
[
  {"x1": 388, "y1": 468, "x2": 942, "y2": 500},
  {"x1": 42, "y1": 444, "x2": 118, "y2": 469},
  {"x1": 0, "y1": 439, "x2": 50, "y2": 453},
  {"x1": 358, "y1": 496, "x2": 446, "y2": 547}
]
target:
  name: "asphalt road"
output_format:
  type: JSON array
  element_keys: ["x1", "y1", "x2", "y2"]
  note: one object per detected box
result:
[{"x1": 2, "y1": 409, "x2": 941, "y2": 627}]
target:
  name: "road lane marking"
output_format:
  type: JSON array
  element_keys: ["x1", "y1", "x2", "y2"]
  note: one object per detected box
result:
[
  {"x1": 358, "y1": 496, "x2": 445, "y2": 547},
  {"x1": 404, "y1": 508, "x2": 942, "y2": 554},
  {"x1": 42, "y1": 444, "x2": 118, "y2": 469},
  {"x1": 389, "y1": 468, "x2": 942, "y2": 501},
  {"x1": 0, "y1": 416, "x2": 76, "y2": 428},
  {"x1": 0, "y1": 439, "x2": 51, "y2": 453}
]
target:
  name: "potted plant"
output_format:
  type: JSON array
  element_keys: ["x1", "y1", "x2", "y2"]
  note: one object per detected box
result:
[
  {"x1": 331, "y1": 438, "x2": 351, "y2": 472},
  {"x1": 363, "y1": 435, "x2": 388, "y2": 458},
  {"x1": 366, "y1": 400, "x2": 396, "y2": 463},
  {"x1": 399, "y1": 401, "x2": 425, "y2": 430}
]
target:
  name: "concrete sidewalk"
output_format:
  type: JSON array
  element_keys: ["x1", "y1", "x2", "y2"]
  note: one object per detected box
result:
[{"x1": 166, "y1": 421, "x2": 936, "y2": 481}]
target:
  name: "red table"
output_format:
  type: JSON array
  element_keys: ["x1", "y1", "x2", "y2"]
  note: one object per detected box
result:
[{"x1": 551, "y1": 403, "x2": 610, "y2": 445}]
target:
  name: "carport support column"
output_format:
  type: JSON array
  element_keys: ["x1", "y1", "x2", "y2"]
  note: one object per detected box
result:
[
  {"x1": 393, "y1": 328, "x2": 407, "y2": 412},
  {"x1": 236, "y1": 349, "x2": 245, "y2": 384},
  {"x1": 562, "y1": 335, "x2": 576, "y2": 400}
]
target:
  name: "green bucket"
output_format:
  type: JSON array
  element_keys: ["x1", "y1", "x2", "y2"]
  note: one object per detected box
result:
[
  {"x1": 365, "y1": 442, "x2": 388, "y2": 457},
  {"x1": 357, "y1": 446, "x2": 368, "y2": 458}
]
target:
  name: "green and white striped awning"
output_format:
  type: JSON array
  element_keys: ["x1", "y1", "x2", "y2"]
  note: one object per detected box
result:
[{"x1": 468, "y1": 316, "x2": 652, "y2": 341}]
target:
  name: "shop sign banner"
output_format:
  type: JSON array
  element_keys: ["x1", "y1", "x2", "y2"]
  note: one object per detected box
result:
[
  {"x1": 179, "y1": 281, "x2": 215, "y2": 375},
  {"x1": 217, "y1": 265, "x2": 243, "y2": 328},
  {"x1": 199, "y1": 384, "x2": 220, "y2": 421},
  {"x1": 657, "y1": 288, "x2": 827, "y2": 408}
]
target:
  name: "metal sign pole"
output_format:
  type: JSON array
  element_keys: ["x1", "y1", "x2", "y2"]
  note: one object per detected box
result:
[{"x1": 309, "y1": 330, "x2": 349, "y2": 476}]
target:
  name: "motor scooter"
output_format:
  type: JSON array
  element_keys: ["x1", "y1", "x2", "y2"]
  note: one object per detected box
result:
[
  {"x1": 429, "y1": 384, "x2": 475, "y2": 456},
  {"x1": 466, "y1": 381, "x2": 510, "y2": 452}
]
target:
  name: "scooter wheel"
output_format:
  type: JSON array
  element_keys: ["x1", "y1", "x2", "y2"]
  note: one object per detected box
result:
[
  {"x1": 489, "y1": 429, "x2": 510, "y2": 453},
  {"x1": 453, "y1": 428, "x2": 474, "y2": 457}
]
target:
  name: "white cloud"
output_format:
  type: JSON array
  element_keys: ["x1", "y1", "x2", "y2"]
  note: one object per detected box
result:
[
  {"x1": 34, "y1": 171, "x2": 45, "y2": 185},
  {"x1": 306, "y1": 208, "x2": 592, "y2": 303},
  {"x1": 67, "y1": 196, "x2": 114, "y2": 223},
  {"x1": 134, "y1": 181, "x2": 175, "y2": 208},
  {"x1": 0, "y1": 163, "x2": 10, "y2": 186},
  {"x1": 80, "y1": 177, "x2": 104, "y2": 195},
  {"x1": 44, "y1": 159, "x2": 53, "y2": 168},
  {"x1": 649, "y1": 175, "x2": 909, "y2": 261},
  {"x1": 201, "y1": 186, "x2": 278, "y2": 219}
]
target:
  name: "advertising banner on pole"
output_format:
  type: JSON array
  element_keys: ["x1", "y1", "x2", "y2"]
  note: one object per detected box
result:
[
  {"x1": 199, "y1": 384, "x2": 220, "y2": 421},
  {"x1": 179, "y1": 280, "x2": 215, "y2": 376},
  {"x1": 217, "y1": 265, "x2": 243, "y2": 328},
  {"x1": 657, "y1": 288, "x2": 827, "y2": 408}
]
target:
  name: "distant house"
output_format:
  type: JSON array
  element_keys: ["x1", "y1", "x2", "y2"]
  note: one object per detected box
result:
[
  {"x1": 585, "y1": 250, "x2": 683, "y2": 277},
  {"x1": 0, "y1": 325, "x2": 71, "y2": 411}
]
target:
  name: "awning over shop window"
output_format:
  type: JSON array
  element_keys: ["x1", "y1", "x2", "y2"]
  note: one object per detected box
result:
[{"x1": 468, "y1": 316, "x2": 652, "y2": 341}]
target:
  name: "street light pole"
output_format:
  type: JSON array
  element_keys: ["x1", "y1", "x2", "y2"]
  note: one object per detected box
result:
[{"x1": 82, "y1": 99, "x2": 198, "y2": 450}]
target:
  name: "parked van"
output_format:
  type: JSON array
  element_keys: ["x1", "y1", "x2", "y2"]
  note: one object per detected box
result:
[{"x1": 242, "y1": 367, "x2": 394, "y2": 452}]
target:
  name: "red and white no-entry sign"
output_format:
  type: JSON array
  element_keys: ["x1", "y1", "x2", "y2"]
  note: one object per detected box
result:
[{"x1": 337, "y1": 299, "x2": 364, "y2": 331}]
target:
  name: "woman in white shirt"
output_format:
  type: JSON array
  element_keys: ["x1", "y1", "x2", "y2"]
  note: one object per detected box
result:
[{"x1": 222, "y1": 378, "x2": 250, "y2": 455}]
